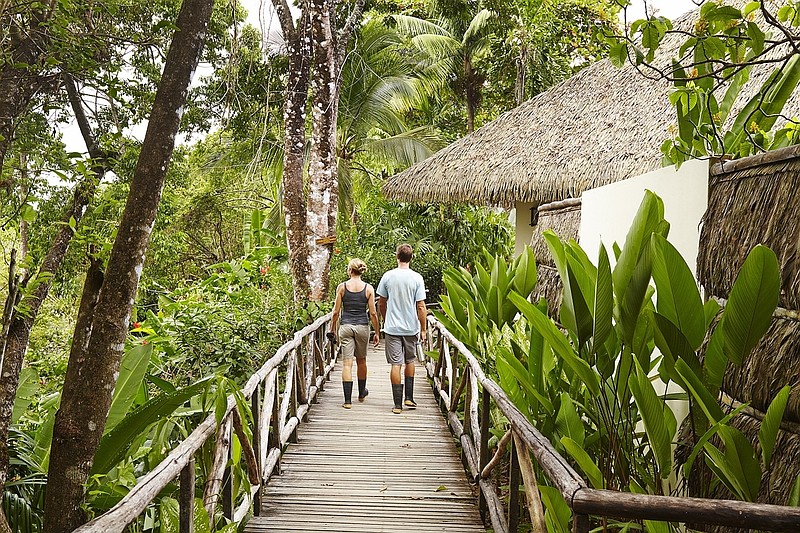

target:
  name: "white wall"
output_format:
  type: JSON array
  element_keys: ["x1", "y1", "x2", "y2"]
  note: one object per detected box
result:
[
  {"x1": 580, "y1": 159, "x2": 709, "y2": 441},
  {"x1": 580, "y1": 159, "x2": 709, "y2": 273},
  {"x1": 514, "y1": 202, "x2": 537, "y2": 257}
]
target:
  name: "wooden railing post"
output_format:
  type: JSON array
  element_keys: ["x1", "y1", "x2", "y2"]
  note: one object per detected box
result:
[
  {"x1": 252, "y1": 385, "x2": 262, "y2": 516},
  {"x1": 222, "y1": 422, "x2": 233, "y2": 521},
  {"x1": 290, "y1": 351, "x2": 299, "y2": 442},
  {"x1": 572, "y1": 514, "x2": 590, "y2": 533},
  {"x1": 479, "y1": 388, "x2": 490, "y2": 519},
  {"x1": 179, "y1": 457, "x2": 195, "y2": 533},
  {"x1": 271, "y1": 382, "x2": 281, "y2": 475},
  {"x1": 509, "y1": 435, "x2": 521, "y2": 531}
]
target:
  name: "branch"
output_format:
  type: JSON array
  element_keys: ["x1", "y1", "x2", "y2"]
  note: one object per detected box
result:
[
  {"x1": 270, "y1": 0, "x2": 296, "y2": 42},
  {"x1": 338, "y1": 0, "x2": 364, "y2": 50}
]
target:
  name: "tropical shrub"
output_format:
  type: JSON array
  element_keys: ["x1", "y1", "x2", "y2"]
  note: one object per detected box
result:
[{"x1": 436, "y1": 191, "x2": 791, "y2": 531}]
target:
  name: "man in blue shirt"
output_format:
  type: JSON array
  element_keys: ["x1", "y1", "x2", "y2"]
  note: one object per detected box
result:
[{"x1": 377, "y1": 244, "x2": 427, "y2": 414}]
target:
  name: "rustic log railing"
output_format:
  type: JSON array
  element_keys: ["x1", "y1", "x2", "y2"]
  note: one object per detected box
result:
[
  {"x1": 75, "y1": 313, "x2": 336, "y2": 533},
  {"x1": 424, "y1": 315, "x2": 800, "y2": 533}
]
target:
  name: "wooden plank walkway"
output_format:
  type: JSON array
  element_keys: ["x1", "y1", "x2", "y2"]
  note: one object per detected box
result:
[{"x1": 245, "y1": 343, "x2": 486, "y2": 532}]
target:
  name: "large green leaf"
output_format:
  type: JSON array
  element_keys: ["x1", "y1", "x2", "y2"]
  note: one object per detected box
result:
[
  {"x1": 591, "y1": 243, "x2": 613, "y2": 354},
  {"x1": 12, "y1": 368, "x2": 39, "y2": 424},
  {"x1": 561, "y1": 437, "x2": 603, "y2": 489},
  {"x1": 629, "y1": 362, "x2": 675, "y2": 478},
  {"x1": 788, "y1": 474, "x2": 800, "y2": 506},
  {"x1": 105, "y1": 343, "x2": 154, "y2": 434},
  {"x1": 652, "y1": 312, "x2": 698, "y2": 386},
  {"x1": 159, "y1": 497, "x2": 212, "y2": 533},
  {"x1": 713, "y1": 425, "x2": 761, "y2": 502},
  {"x1": 650, "y1": 234, "x2": 705, "y2": 348},
  {"x1": 683, "y1": 402, "x2": 749, "y2": 477},
  {"x1": 512, "y1": 246, "x2": 538, "y2": 297},
  {"x1": 555, "y1": 393, "x2": 585, "y2": 447},
  {"x1": 510, "y1": 292, "x2": 600, "y2": 395},
  {"x1": 758, "y1": 385, "x2": 791, "y2": 468},
  {"x1": 92, "y1": 378, "x2": 211, "y2": 475},
  {"x1": 612, "y1": 191, "x2": 665, "y2": 305},
  {"x1": 539, "y1": 485, "x2": 571, "y2": 533},
  {"x1": 675, "y1": 359, "x2": 725, "y2": 423},
  {"x1": 720, "y1": 245, "x2": 780, "y2": 365}
]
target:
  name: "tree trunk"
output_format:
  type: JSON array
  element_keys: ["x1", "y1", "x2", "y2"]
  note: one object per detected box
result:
[
  {"x1": 306, "y1": 0, "x2": 338, "y2": 301},
  {"x1": 0, "y1": 7, "x2": 53, "y2": 172},
  {"x1": 277, "y1": 6, "x2": 313, "y2": 302},
  {"x1": 305, "y1": 0, "x2": 364, "y2": 301},
  {"x1": 43, "y1": 1, "x2": 214, "y2": 530},
  {"x1": 0, "y1": 74, "x2": 104, "y2": 504},
  {"x1": 465, "y1": 56, "x2": 477, "y2": 133}
]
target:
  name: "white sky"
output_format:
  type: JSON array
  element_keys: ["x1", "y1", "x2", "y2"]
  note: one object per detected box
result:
[{"x1": 625, "y1": 0, "x2": 700, "y2": 21}]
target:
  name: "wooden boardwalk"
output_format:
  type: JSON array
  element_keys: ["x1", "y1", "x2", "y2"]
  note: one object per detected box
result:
[{"x1": 245, "y1": 343, "x2": 486, "y2": 532}]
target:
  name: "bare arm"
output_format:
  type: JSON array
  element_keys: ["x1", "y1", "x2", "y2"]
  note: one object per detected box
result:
[
  {"x1": 378, "y1": 295, "x2": 387, "y2": 322},
  {"x1": 416, "y1": 300, "x2": 427, "y2": 343},
  {"x1": 366, "y1": 285, "x2": 380, "y2": 345},
  {"x1": 330, "y1": 284, "x2": 344, "y2": 336}
]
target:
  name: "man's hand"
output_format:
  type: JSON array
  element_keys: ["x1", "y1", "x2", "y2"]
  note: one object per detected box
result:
[{"x1": 420, "y1": 330, "x2": 427, "y2": 344}]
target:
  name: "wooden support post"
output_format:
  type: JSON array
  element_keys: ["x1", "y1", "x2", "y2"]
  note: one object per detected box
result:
[
  {"x1": 251, "y1": 387, "x2": 262, "y2": 516},
  {"x1": 179, "y1": 458, "x2": 195, "y2": 533},
  {"x1": 290, "y1": 355, "x2": 299, "y2": 442},
  {"x1": 271, "y1": 382, "x2": 281, "y2": 475},
  {"x1": 509, "y1": 437, "x2": 521, "y2": 532},
  {"x1": 222, "y1": 423, "x2": 233, "y2": 521},
  {"x1": 573, "y1": 514, "x2": 590, "y2": 533},
  {"x1": 479, "y1": 389, "x2": 491, "y2": 520}
]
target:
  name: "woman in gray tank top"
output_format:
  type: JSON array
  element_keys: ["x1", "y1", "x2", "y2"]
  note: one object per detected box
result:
[{"x1": 330, "y1": 258, "x2": 380, "y2": 408}]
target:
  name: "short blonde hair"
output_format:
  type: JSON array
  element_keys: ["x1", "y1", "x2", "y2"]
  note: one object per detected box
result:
[{"x1": 348, "y1": 258, "x2": 367, "y2": 275}]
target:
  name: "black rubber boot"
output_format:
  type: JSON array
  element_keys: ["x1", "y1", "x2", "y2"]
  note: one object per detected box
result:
[
  {"x1": 358, "y1": 379, "x2": 368, "y2": 401},
  {"x1": 342, "y1": 381, "x2": 353, "y2": 408},
  {"x1": 404, "y1": 376, "x2": 416, "y2": 408},
  {"x1": 392, "y1": 384, "x2": 404, "y2": 413}
]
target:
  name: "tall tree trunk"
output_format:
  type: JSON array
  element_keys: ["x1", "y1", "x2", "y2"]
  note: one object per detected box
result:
[
  {"x1": 43, "y1": 1, "x2": 214, "y2": 530},
  {"x1": 306, "y1": 0, "x2": 338, "y2": 301},
  {"x1": 465, "y1": 56, "x2": 477, "y2": 133},
  {"x1": 0, "y1": 74, "x2": 105, "y2": 509},
  {"x1": 0, "y1": 5, "x2": 54, "y2": 172},
  {"x1": 306, "y1": 0, "x2": 364, "y2": 301},
  {"x1": 273, "y1": 0, "x2": 312, "y2": 302}
]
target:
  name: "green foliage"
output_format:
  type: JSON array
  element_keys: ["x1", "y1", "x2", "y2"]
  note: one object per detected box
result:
[
  {"x1": 608, "y1": 2, "x2": 800, "y2": 166},
  {"x1": 436, "y1": 191, "x2": 788, "y2": 528}
]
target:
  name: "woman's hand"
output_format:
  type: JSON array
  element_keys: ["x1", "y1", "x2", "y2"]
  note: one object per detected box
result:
[{"x1": 371, "y1": 331, "x2": 380, "y2": 347}]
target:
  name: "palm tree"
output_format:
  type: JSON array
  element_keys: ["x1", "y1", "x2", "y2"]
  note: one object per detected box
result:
[
  {"x1": 336, "y1": 16, "x2": 444, "y2": 221},
  {"x1": 392, "y1": 1, "x2": 496, "y2": 132}
]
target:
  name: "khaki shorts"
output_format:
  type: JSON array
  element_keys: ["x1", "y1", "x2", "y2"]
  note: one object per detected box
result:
[
  {"x1": 339, "y1": 324, "x2": 369, "y2": 360},
  {"x1": 384, "y1": 334, "x2": 417, "y2": 366}
]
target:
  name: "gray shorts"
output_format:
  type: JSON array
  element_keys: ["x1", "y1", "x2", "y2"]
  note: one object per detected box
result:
[
  {"x1": 384, "y1": 334, "x2": 417, "y2": 365},
  {"x1": 339, "y1": 324, "x2": 369, "y2": 360}
]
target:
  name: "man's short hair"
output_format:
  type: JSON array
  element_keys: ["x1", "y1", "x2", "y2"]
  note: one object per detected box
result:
[{"x1": 396, "y1": 243, "x2": 413, "y2": 263}]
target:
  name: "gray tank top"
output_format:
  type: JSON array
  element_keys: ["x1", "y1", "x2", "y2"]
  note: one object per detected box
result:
[{"x1": 341, "y1": 284, "x2": 369, "y2": 325}]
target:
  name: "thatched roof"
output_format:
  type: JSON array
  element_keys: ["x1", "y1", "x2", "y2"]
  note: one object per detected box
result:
[{"x1": 383, "y1": 4, "x2": 800, "y2": 207}]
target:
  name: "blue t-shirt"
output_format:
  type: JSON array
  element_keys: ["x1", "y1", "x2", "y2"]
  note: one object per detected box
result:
[{"x1": 376, "y1": 267, "x2": 426, "y2": 336}]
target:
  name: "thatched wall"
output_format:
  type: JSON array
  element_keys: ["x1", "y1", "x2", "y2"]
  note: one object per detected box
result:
[
  {"x1": 699, "y1": 148, "x2": 800, "y2": 310},
  {"x1": 698, "y1": 146, "x2": 800, "y2": 420},
  {"x1": 528, "y1": 200, "x2": 580, "y2": 318},
  {"x1": 685, "y1": 411, "x2": 800, "y2": 533},
  {"x1": 383, "y1": 2, "x2": 800, "y2": 209}
]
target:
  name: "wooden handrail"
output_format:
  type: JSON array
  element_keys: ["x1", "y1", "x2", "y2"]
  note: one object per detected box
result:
[
  {"x1": 76, "y1": 312, "x2": 336, "y2": 533},
  {"x1": 425, "y1": 315, "x2": 800, "y2": 532}
]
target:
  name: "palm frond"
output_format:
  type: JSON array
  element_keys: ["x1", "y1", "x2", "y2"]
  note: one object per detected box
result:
[
  {"x1": 410, "y1": 34, "x2": 462, "y2": 59},
  {"x1": 390, "y1": 14, "x2": 450, "y2": 38},
  {"x1": 363, "y1": 126, "x2": 444, "y2": 168}
]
